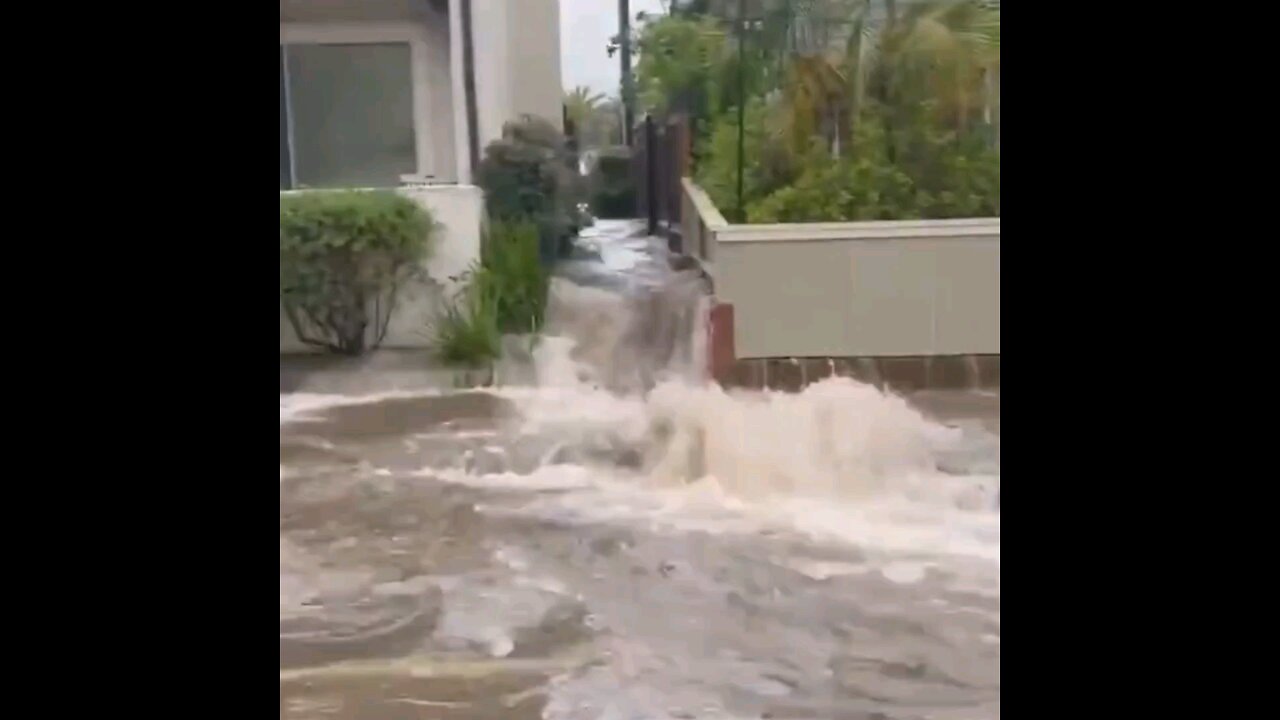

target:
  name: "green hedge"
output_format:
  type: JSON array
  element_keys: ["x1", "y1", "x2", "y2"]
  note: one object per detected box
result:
[
  {"x1": 280, "y1": 191, "x2": 433, "y2": 355},
  {"x1": 477, "y1": 115, "x2": 583, "y2": 264},
  {"x1": 589, "y1": 145, "x2": 636, "y2": 219}
]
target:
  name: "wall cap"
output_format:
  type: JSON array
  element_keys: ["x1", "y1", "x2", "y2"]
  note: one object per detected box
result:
[
  {"x1": 679, "y1": 179, "x2": 998, "y2": 243},
  {"x1": 681, "y1": 177, "x2": 729, "y2": 229},
  {"x1": 717, "y1": 217, "x2": 1000, "y2": 243}
]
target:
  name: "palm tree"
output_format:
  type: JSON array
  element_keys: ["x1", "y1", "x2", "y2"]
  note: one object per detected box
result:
[
  {"x1": 781, "y1": 53, "x2": 851, "y2": 158},
  {"x1": 772, "y1": 1, "x2": 879, "y2": 159},
  {"x1": 847, "y1": 0, "x2": 1000, "y2": 130},
  {"x1": 596, "y1": 98, "x2": 626, "y2": 145},
  {"x1": 766, "y1": 0, "x2": 998, "y2": 164},
  {"x1": 889, "y1": 0, "x2": 999, "y2": 131},
  {"x1": 563, "y1": 86, "x2": 606, "y2": 131}
]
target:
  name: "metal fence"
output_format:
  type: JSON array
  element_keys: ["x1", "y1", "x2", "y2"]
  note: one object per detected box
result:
[{"x1": 633, "y1": 114, "x2": 693, "y2": 251}]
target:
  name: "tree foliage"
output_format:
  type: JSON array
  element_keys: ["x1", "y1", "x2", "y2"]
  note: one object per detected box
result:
[
  {"x1": 564, "y1": 90, "x2": 625, "y2": 150},
  {"x1": 477, "y1": 115, "x2": 584, "y2": 262},
  {"x1": 634, "y1": 13, "x2": 730, "y2": 118},
  {"x1": 689, "y1": 0, "x2": 1000, "y2": 222},
  {"x1": 589, "y1": 145, "x2": 637, "y2": 218},
  {"x1": 564, "y1": 86, "x2": 605, "y2": 132}
]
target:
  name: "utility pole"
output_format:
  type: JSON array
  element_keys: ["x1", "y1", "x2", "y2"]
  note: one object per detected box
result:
[
  {"x1": 619, "y1": 0, "x2": 635, "y2": 146},
  {"x1": 735, "y1": 0, "x2": 746, "y2": 222}
]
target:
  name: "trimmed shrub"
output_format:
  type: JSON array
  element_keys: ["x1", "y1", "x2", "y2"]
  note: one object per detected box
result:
[
  {"x1": 477, "y1": 115, "x2": 583, "y2": 263},
  {"x1": 589, "y1": 145, "x2": 636, "y2": 219},
  {"x1": 280, "y1": 191, "x2": 433, "y2": 355}
]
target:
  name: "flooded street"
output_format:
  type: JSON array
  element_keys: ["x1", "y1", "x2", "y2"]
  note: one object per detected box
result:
[{"x1": 280, "y1": 222, "x2": 1000, "y2": 719}]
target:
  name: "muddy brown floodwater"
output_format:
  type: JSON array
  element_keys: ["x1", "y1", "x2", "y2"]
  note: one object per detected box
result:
[{"x1": 280, "y1": 222, "x2": 999, "y2": 719}]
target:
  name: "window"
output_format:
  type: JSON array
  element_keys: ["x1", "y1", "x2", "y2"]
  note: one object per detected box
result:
[{"x1": 279, "y1": 42, "x2": 417, "y2": 189}]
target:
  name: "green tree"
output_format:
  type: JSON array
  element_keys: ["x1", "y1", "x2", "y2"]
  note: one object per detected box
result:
[
  {"x1": 564, "y1": 86, "x2": 606, "y2": 132},
  {"x1": 593, "y1": 98, "x2": 626, "y2": 146},
  {"x1": 781, "y1": 54, "x2": 851, "y2": 159},
  {"x1": 634, "y1": 13, "x2": 729, "y2": 116},
  {"x1": 564, "y1": 92, "x2": 625, "y2": 150},
  {"x1": 843, "y1": 1, "x2": 999, "y2": 135}
]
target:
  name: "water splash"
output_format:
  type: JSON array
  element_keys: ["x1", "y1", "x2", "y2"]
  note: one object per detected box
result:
[
  {"x1": 279, "y1": 221, "x2": 1000, "y2": 718},
  {"x1": 281, "y1": 221, "x2": 999, "y2": 562},
  {"x1": 643, "y1": 378, "x2": 961, "y2": 499}
]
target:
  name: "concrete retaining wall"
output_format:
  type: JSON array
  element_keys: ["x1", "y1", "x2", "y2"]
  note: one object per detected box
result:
[
  {"x1": 717, "y1": 223, "x2": 999, "y2": 359},
  {"x1": 684, "y1": 179, "x2": 999, "y2": 371}
]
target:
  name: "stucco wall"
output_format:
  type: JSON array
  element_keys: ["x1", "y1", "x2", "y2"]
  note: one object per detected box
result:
[
  {"x1": 471, "y1": 0, "x2": 563, "y2": 147},
  {"x1": 470, "y1": 0, "x2": 511, "y2": 148},
  {"x1": 280, "y1": 185, "x2": 483, "y2": 353},
  {"x1": 507, "y1": 0, "x2": 564, "y2": 129},
  {"x1": 684, "y1": 182, "x2": 1000, "y2": 359}
]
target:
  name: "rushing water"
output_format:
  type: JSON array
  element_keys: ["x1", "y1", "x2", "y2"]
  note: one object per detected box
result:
[{"x1": 280, "y1": 221, "x2": 1000, "y2": 719}]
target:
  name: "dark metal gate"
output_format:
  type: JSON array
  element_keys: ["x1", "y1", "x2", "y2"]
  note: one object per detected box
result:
[{"x1": 633, "y1": 114, "x2": 692, "y2": 254}]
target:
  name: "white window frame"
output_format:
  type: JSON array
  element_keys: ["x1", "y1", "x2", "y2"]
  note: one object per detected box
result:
[{"x1": 279, "y1": 22, "x2": 436, "y2": 187}]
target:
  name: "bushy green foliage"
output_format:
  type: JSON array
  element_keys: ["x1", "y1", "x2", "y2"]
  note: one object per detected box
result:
[
  {"x1": 477, "y1": 115, "x2": 583, "y2": 263},
  {"x1": 743, "y1": 119, "x2": 1000, "y2": 222},
  {"x1": 697, "y1": 99, "x2": 999, "y2": 223},
  {"x1": 427, "y1": 220, "x2": 548, "y2": 367},
  {"x1": 635, "y1": 14, "x2": 728, "y2": 117},
  {"x1": 694, "y1": 98, "x2": 793, "y2": 218},
  {"x1": 896, "y1": 122, "x2": 1001, "y2": 218},
  {"x1": 681, "y1": 0, "x2": 1000, "y2": 223},
  {"x1": 747, "y1": 152, "x2": 917, "y2": 223},
  {"x1": 632, "y1": 12, "x2": 780, "y2": 151},
  {"x1": 280, "y1": 190, "x2": 433, "y2": 355},
  {"x1": 589, "y1": 146, "x2": 637, "y2": 219},
  {"x1": 457, "y1": 116, "x2": 568, "y2": 366},
  {"x1": 481, "y1": 220, "x2": 549, "y2": 334},
  {"x1": 747, "y1": 124, "x2": 1003, "y2": 221},
  {"x1": 564, "y1": 89, "x2": 624, "y2": 150},
  {"x1": 427, "y1": 267, "x2": 502, "y2": 367}
]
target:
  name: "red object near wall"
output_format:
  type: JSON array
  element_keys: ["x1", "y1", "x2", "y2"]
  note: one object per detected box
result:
[{"x1": 707, "y1": 302, "x2": 736, "y2": 385}]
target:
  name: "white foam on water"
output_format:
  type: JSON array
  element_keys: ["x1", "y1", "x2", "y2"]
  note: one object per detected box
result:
[
  {"x1": 469, "y1": 356, "x2": 1001, "y2": 570},
  {"x1": 784, "y1": 558, "x2": 871, "y2": 581},
  {"x1": 281, "y1": 335, "x2": 998, "y2": 573},
  {"x1": 279, "y1": 389, "x2": 443, "y2": 425},
  {"x1": 280, "y1": 231, "x2": 998, "y2": 571},
  {"x1": 428, "y1": 462, "x2": 602, "y2": 492},
  {"x1": 643, "y1": 378, "x2": 962, "y2": 497},
  {"x1": 431, "y1": 562, "x2": 575, "y2": 659}
]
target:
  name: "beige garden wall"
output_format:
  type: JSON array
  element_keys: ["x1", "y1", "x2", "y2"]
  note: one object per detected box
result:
[
  {"x1": 683, "y1": 180, "x2": 1000, "y2": 359},
  {"x1": 280, "y1": 185, "x2": 483, "y2": 354}
]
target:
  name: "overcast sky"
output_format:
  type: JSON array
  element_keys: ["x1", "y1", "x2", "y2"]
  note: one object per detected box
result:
[{"x1": 560, "y1": 0, "x2": 667, "y2": 98}]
